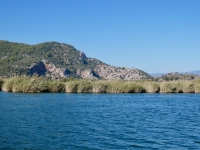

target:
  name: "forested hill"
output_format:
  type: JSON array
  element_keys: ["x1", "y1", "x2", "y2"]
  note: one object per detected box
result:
[{"x1": 0, "y1": 41, "x2": 152, "y2": 80}]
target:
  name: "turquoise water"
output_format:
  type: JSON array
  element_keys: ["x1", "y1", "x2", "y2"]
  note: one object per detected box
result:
[{"x1": 0, "y1": 92, "x2": 200, "y2": 149}]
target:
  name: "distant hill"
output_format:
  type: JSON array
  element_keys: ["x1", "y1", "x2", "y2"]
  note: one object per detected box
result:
[
  {"x1": 154, "y1": 72, "x2": 199, "y2": 81},
  {"x1": 151, "y1": 70, "x2": 200, "y2": 77},
  {"x1": 0, "y1": 40, "x2": 152, "y2": 80},
  {"x1": 182, "y1": 70, "x2": 200, "y2": 76}
]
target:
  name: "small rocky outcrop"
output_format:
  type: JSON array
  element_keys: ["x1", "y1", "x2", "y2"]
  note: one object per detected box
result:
[
  {"x1": 76, "y1": 69, "x2": 99, "y2": 79},
  {"x1": 45, "y1": 63, "x2": 65, "y2": 78},
  {"x1": 27, "y1": 61, "x2": 47, "y2": 76},
  {"x1": 79, "y1": 52, "x2": 88, "y2": 64},
  {"x1": 28, "y1": 61, "x2": 66, "y2": 79}
]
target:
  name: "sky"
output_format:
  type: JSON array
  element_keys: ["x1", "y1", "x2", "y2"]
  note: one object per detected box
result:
[{"x1": 0, "y1": 0, "x2": 200, "y2": 73}]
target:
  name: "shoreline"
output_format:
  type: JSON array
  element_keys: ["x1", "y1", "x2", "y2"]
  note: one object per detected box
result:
[{"x1": 1, "y1": 76, "x2": 200, "y2": 94}]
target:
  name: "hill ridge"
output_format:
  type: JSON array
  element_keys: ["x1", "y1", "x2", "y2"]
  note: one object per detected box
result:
[{"x1": 0, "y1": 41, "x2": 152, "y2": 80}]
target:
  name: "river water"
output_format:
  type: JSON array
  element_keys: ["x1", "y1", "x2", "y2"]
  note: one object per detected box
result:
[{"x1": 0, "y1": 92, "x2": 200, "y2": 149}]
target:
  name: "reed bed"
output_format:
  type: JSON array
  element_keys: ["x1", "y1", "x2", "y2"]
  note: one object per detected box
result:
[
  {"x1": 1, "y1": 76, "x2": 200, "y2": 93},
  {"x1": 65, "y1": 80, "x2": 145, "y2": 93},
  {"x1": 65, "y1": 79, "x2": 200, "y2": 93},
  {"x1": 2, "y1": 76, "x2": 65, "y2": 93},
  {"x1": 159, "y1": 80, "x2": 200, "y2": 93},
  {"x1": 138, "y1": 81, "x2": 160, "y2": 93},
  {"x1": 66, "y1": 80, "x2": 93, "y2": 93}
]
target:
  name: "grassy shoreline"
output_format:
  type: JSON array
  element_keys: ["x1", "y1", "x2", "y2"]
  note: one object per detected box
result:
[{"x1": 0, "y1": 76, "x2": 200, "y2": 93}]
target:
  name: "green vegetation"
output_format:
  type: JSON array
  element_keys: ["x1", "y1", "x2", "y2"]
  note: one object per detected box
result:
[
  {"x1": 65, "y1": 79, "x2": 200, "y2": 93},
  {"x1": 65, "y1": 80, "x2": 145, "y2": 93},
  {"x1": 139, "y1": 81, "x2": 160, "y2": 93},
  {"x1": 159, "y1": 80, "x2": 198, "y2": 93},
  {"x1": 2, "y1": 76, "x2": 65, "y2": 93},
  {"x1": 1, "y1": 76, "x2": 200, "y2": 93},
  {"x1": 0, "y1": 76, "x2": 200, "y2": 93}
]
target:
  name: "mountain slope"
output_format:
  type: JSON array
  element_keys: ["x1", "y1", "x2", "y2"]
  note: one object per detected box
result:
[{"x1": 0, "y1": 41, "x2": 152, "y2": 80}]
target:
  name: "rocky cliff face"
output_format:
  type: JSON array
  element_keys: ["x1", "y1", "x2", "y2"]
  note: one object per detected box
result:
[
  {"x1": 27, "y1": 60, "x2": 152, "y2": 80},
  {"x1": 28, "y1": 61, "x2": 69, "y2": 79},
  {"x1": 76, "y1": 69, "x2": 99, "y2": 79},
  {"x1": 0, "y1": 41, "x2": 153, "y2": 80},
  {"x1": 94, "y1": 64, "x2": 151, "y2": 80}
]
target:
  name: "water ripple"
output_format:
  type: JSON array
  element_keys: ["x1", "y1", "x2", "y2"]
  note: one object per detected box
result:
[{"x1": 0, "y1": 93, "x2": 200, "y2": 149}]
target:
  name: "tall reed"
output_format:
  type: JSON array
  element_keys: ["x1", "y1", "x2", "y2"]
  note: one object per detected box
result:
[
  {"x1": 193, "y1": 78, "x2": 200, "y2": 93},
  {"x1": 160, "y1": 81, "x2": 183, "y2": 93},
  {"x1": 105, "y1": 81, "x2": 145, "y2": 93},
  {"x1": 66, "y1": 80, "x2": 145, "y2": 93},
  {"x1": 1, "y1": 76, "x2": 200, "y2": 93},
  {"x1": 2, "y1": 76, "x2": 65, "y2": 93},
  {"x1": 139, "y1": 81, "x2": 160, "y2": 93},
  {"x1": 92, "y1": 80, "x2": 109, "y2": 93},
  {"x1": 65, "y1": 80, "x2": 93, "y2": 93}
]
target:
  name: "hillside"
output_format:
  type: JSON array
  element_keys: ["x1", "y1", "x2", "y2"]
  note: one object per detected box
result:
[
  {"x1": 155, "y1": 72, "x2": 199, "y2": 81},
  {"x1": 0, "y1": 41, "x2": 152, "y2": 80}
]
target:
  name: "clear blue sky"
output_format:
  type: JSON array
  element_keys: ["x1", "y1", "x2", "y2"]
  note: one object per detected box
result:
[{"x1": 1, "y1": 0, "x2": 200, "y2": 73}]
